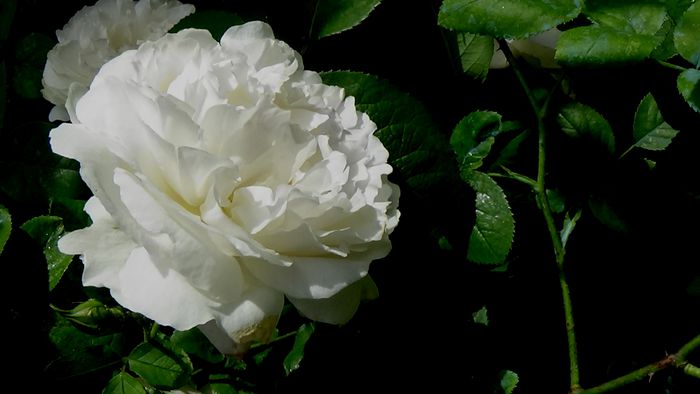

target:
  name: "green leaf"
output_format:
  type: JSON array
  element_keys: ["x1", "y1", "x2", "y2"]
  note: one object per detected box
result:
[
  {"x1": 283, "y1": 322, "x2": 315, "y2": 375},
  {"x1": 438, "y1": 0, "x2": 582, "y2": 39},
  {"x1": 451, "y1": 111, "x2": 502, "y2": 172},
  {"x1": 546, "y1": 189, "x2": 566, "y2": 214},
  {"x1": 171, "y1": 328, "x2": 225, "y2": 364},
  {"x1": 556, "y1": 26, "x2": 658, "y2": 66},
  {"x1": 585, "y1": 0, "x2": 668, "y2": 35},
  {"x1": 490, "y1": 130, "x2": 528, "y2": 171},
  {"x1": 650, "y1": 16, "x2": 678, "y2": 60},
  {"x1": 472, "y1": 306, "x2": 489, "y2": 326},
  {"x1": 128, "y1": 342, "x2": 189, "y2": 389},
  {"x1": 0, "y1": 205, "x2": 10, "y2": 255},
  {"x1": 557, "y1": 102, "x2": 616, "y2": 154},
  {"x1": 465, "y1": 172, "x2": 515, "y2": 265},
  {"x1": 20, "y1": 216, "x2": 72, "y2": 291},
  {"x1": 499, "y1": 370, "x2": 519, "y2": 394},
  {"x1": 171, "y1": 10, "x2": 243, "y2": 41},
  {"x1": 629, "y1": 93, "x2": 679, "y2": 152},
  {"x1": 13, "y1": 33, "x2": 54, "y2": 99},
  {"x1": 560, "y1": 209, "x2": 582, "y2": 249},
  {"x1": 103, "y1": 372, "x2": 146, "y2": 394},
  {"x1": 321, "y1": 71, "x2": 455, "y2": 192},
  {"x1": 456, "y1": 33, "x2": 494, "y2": 81},
  {"x1": 312, "y1": 0, "x2": 382, "y2": 39},
  {"x1": 677, "y1": 68, "x2": 700, "y2": 112},
  {"x1": 201, "y1": 383, "x2": 237, "y2": 394},
  {"x1": 674, "y1": 1, "x2": 700, "y2": 67},
  {"x1": 588, "y1": 196, "x2": 627, "y2": 232}
]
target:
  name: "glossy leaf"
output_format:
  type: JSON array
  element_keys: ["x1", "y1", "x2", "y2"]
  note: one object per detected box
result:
[
  {"x1": 0, "y1": 205, "x2": 9, "y2": 255},
  {"x1": 450, "y1": 111, "x2": 502, "y2": 172},
  {"x1": 465, "y1": 172, "x2": 515, "y2": 265},
  {"x1": 321, "y1": 71, "x2": 455, "y2": 192},
  {"x1": 312, "y1": 0, "x2": 382, "y2": 39},
  {"x1": 20, "y1": 216, "x2": 72, "y2": 291},
  {"x1": 438, "y1": 0, "x2": 582, "y2": 39},
  {"x1": 630, "y1": 93, "x2": 679, "y2": 152},
  {"x1": 677, "y1": 68, "x2": 700, "y2": 112},
  {"x1": 283, "y1": 322, "x2": 315, "y2": 375},
  {"x1": 674, "y1": 1, "x2": 700, "y2": 67},
  {"x1": 128, "y1": 342, "x2": 189, "y2": 389},
  {"x1": 556, "y1": 26, "x2": 658, "y2": 66},
  {"x1": 557, "y1": 102, "x2": 616, "y2": 154},
  {"x1": 585, "y1": 0, "x2": 667, "y2": 35},
  {"x1": 456, "y1": 33, "x2": 493, "y2": 81},
  {"x1": 103, "y1": 372, "x2": 146, "y2": 394}
]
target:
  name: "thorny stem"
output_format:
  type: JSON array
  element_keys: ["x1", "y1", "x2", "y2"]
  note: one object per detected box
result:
[
  {"x1": 579, "y1": 334, "x2": 700, "y2": 394},
  {"x1": 498, "y1": 39, "x2": 581, "y2": 392}
]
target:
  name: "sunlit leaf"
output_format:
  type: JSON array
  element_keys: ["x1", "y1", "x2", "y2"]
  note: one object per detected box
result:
[
  {"x1": 585, "y1": 0, "x2": 667, "y2": 35},
  {"x1": 20, "y1": 216, "x2": 72, "y2": 291},
  {"x1": 472, "y1": 306, "x2": 489, "y2": 326},
  {"x1": 283, "y1": 322, "x2": 315, "y2": 375},
  {"x1": 438, "y1": 0, "x2": 582, "y2": 39},
  {"x1": 556, "y1": 26, "x2": 658, "y2": 66},
  {"x1": 499, "y1": 370, "x2": 519, "y2": 394},
  {"x1": 312, "y1": 0, "x2": 382, "y2": 39},
  {"x1": 128, "y1": 342, "x2": 190, "y2": 389},
  {"x1": 0, "y1": 205, "x2": 10, "y2": 255},
  {"x1": 456, "y1": 32, "x2": 494, "y2": 81},
  {"x1": 103, "y1": 372, "x2": 146, "y2": 394},
  {"x1": 628, "y1": 93, "x2": 679, "y2": 153},
  {"x1": 677, "y1": 68, "x2": 700, "y2": 113},
  {"x1": 674, "y1": 1, "x2": 700, "y2": 67},
  {"x1": 557, "y1": 102, "x2": 616, "y2": 154},
  {"x1": 465, "y1": 172, "x2": 515, "y2": 265}
]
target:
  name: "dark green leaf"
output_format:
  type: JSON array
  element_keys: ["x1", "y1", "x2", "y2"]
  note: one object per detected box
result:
[
  {"x1": 650, "y1": 16, "x2": 678, "y2": 60},
  {"x1": 674, "y1": 1, "x2": 700, "y2": 67},
  {"x1": 585, "y1": 1, "x2": 667, "y2": 35},
  {"x1": 0, "y1": 205, "x2": 10, "y2": 255},
  {"x1": 450, "y1": 111, "x2": 502, "y2": 172},
  {"x1": 465, "y1": 172, "x2": 515, "y2": 265},
  {"x1": 438, "y1": 0, "x2": 582, "y2": 39},
  {"x1": 48, "y1": 316, "x2": 125, "y2": 377},
  {"x1": 20, "y1": 216, "x2": 72, "y2": 291},
  {"x1": 201, "y1": 383, "x2": 237, "y2": 394},
  {"x1": 13, "y1": 33, "x2": 54, "y2": 99},
  {"x1": 171, "y1": 328, "x2": 225, "y2": 364},
  {"x1": 312, "y1": 0, "x2": 382, "y2": 39},
  {"x1": 128, "y1": 342, "x2": 189, "y2": 389},
  {"x1": 0, "y1": 61, "x2": 6, "y2": 129},
  {"x1": 456, "y1": 32, "x2": 494, "y2": 81},
  {"x1": 472, "y1": 306, "x2": 489, "y2": 326},
  {"x1": 321, "y1": 71, "x2": 455, "y2": 192},
  {"x1": 499, "y1": 370, "x2": 519, "y2": 394},
  {"x1": 171, "y1": 10, "x2": 243, "y2": 41},
  {"x1": 556, "y1": 26, "x2": 658, "y2": 66},
  {"x1": 490, "y1": 130, "x2": 528, "y2": 170},
  {"x1": 283, "y1": 322, "x2": 315, "y2": 375},
  {"x1": 677, "y1": 68, "x2": 700, "y2": 112},
  {"x1": 630, "y1": 93, "x2": 679, "y2": 152},
  {"x1": 0, "y1": 0, "x2": 16, "y2": 45},
  {"x1": 103, "y1": 372, "x2": 146, "y2": 394},
  {"x1": 546, "y1": 189, "x2": 566, "y2": 214},
  {"x1": 588, "y1": 196, "x2": 627, "y2": 232},
  {"x1": 557, "y1": 102, "x2": 616, "y2": 154}
]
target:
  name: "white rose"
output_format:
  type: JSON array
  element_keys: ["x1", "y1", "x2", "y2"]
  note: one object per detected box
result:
[
  {"x1": 42, "y1": 0, "x2": 194, "y2": 122},
  {"x1": 51, "y1": 22, "x2": 399, "y2": 355},
  {"x1": 490, "y1": 28, "x2": 561, "y2": 69}
]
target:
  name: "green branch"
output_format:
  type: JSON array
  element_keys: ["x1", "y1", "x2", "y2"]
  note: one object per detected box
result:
[
  {"x1": 580, "y1": 334, "x2": 700, "y2": 394},
  {"x1": 498, "y1": 38, "x2": 580, "y2": 392}
]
